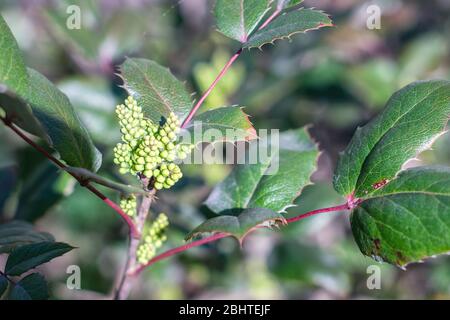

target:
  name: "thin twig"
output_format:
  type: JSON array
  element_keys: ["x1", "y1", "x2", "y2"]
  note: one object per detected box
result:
[
  {"x1": 181, "y1": 48, "x2": 243, "y2": 128},
  {"x1": 0, "y1": 116, "x2": 139, "y2": 238},
  {"x1": 180, "y1": 8, "x2": 282, "y2": 129},
  {"x1": 131, "y1": 203, "x2": 350, "y2": 276},
  {"x1": 257, "y1": 9, "x2": 281, "y2": 31}
]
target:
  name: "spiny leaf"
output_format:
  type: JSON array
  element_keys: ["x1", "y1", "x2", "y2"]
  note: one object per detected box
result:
[
  {"x1": 5, "y1": 242, "x2": 75, "y2": 276},
  {"x1": 333, "y1": 80, "x2": 450, "y2": 198},
  {"x1": 66, "y1": 167, "x2": 148, "y2": 195},
  {"x1": 243, "y1": 8, "x2": 332, "y2": 49},
  {"x1": 186, "y1": 208, "x2": 286, "y2": 242},
  {"x1": 183, "y1": 107, "x2": 257, "y2": 144},
  {"x1": 205, "y1": 127, "x2": 318, "y2": 215},
  {"x1": 120, "y1": 58, "x2": 193, "y2": 123},
  {"x1": 351, "y1": 166, "x2": 450, "y2": 267},
  {"x1": 0, "y1": 221, "x2": 55, "y2": 254},
  {"x1": 9, "y1": 273, "x2": 48, "y2": 300},
  {"x1": 215, "y1": 0, "x2": 272, "y2": 43}
]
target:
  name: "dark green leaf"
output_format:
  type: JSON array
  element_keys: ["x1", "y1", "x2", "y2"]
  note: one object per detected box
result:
[
  {"x1": 66, "y1": 167, "x2": 148, "y2": 195},
  {"x1": 351, "y1": 166, "x2": 450, "y2": 267},
  {"x1": 205, "y1": 127, "x2": 318, "y2": 214},
  {"x1": 334, "y1": 80, "x2": 450, "y2": 198},
  {"x1": 0, "y1": 166, "x2": 16, "y2": 214},
  {"x1": 120, "y1": 58, "x2": 193, "y2": 123},
  {"x1": 9, "y1": 273, "x2": 48, "y2": 300},
  {"x1": 0, "y1": 274, "x2": 8, "y2": 298},
  {"x1": 5, "y1": 242, "x2": 74, "y2": 276},
  {"x1": 15, "y1": 162, "x2": 72, "y2": 222},
  {"x1": 243, "y1": 8, "x2": 332, "y2": 49},
  {"x1": 215, "y1": 0, "x2": 271, "y2": 42},
  {"x1": 25, "y1": 68, "x2": 102, "y2": 172},
  {"x1": 183, "y1": 107, "x2": 257, "y2": 144},
  {"x1": 0, "y1": 221, "x2": 54, "y2": 254},
  {"x1": 186, "y1": 208, "x2": 285, "y2": 242}
]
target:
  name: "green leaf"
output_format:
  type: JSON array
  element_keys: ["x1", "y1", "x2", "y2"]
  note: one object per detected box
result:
[
  {"x1": 0, "y1": 274, "x2": 8, "y2": 298},
  {"x1": 351, "y1": 167, "x2": 450, "y2": 267},
  {"x1": 0, "y1": 221, "x2": 54, "y2": 254},
  {"x1": 277, "y1": 0, "x2": 304, "y2": 9},
  {"x1": 186, "y1": 208, "x2": 286, "y2": 242},
  {"x1": 0, "y1": 15, "x2": 28, "y2": 97},
  {"x1": 15, "y1": 162, "x2": 73, "y2": 222},
  {"x1": 205, "y1": 127, "x2": 318, "y2": 214},
  {"x1": 25, "y1": 68, "x2": 102, "y2": 172},
  {"x1": 9, "y1": 273, "x2": 48, "y2": 300},
  {"x1": 215, "y1": 0, "x2": 272, "y2": 43},
  {"x1": 5, "y1": 242, "x2": 75, "y2": 276},
  {"x1": 243, "y1": 8, "x2": 332, "y2": 49},
  {"x1": 333, "y1": 80, "x2": 450, "y2": 198},
  {"x1": 58, "y1": 76, "x2": 120, "y2": 145},
  {"x1": 120, "y1": 58, "x2": 193, "y2": 123},
  {"x1": 65, "y1": 167, "x2": 148, "y2": 195},
  {"x1": 183, "y1": 107, "x2": 257, "y2": 144},
  {"x1": 0, "y1": 15, "x2": 46, "y2": 138}
]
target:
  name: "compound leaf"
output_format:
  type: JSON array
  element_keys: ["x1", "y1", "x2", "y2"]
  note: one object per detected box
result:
[
  {"x1": 351, "y1": 166, "x2": 450, "y2": 267},
  {"x1": 120, "y1": 58, "x2": 193, "y2": 123},
  {"x1": 205, "y1": 127, "x2": 318, "y2": 215},
  {"x1": 215, "y1": 0, "x2": 271, "y2": 43},
  {"x1": 0, "y1": 221, "x2": 55, "y2": 254},
  {"x1": 243, "y1": 8, "x2": 332, "y2": 49},
  {"x1": 5, "y1": 242, "x2": 75, "y2": 276},
  {"x1": 185, "y1": 208, "x2": 286, "y2": 242},
  {"x1": 183, "y1": 107, "x2": 257, "y2": 144},
  {"x1": 9, "y1": 273, "x2": 48, "y2": 300},
  {"x1": 333, "y1": 80, "x2": 450, "y2": 198}
]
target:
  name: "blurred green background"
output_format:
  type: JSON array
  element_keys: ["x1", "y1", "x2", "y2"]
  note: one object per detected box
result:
[{"x1": 0, "y1": 0, "x2": 449, "y2": 299}]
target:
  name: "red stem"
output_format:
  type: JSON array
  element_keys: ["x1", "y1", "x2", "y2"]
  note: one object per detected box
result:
[
  {"x1": 285, "y1": 203, "x2": 350, "y2": 223},
  {"x1": 131, "y1": 203, "x2": 350, "y2": 276},
  {"x1": 1, "y1": 117, "x2": 139, "y2": 238},
  {"x1": 181, "y1": 48, "x2": 243, "y2": 128},
  {"x1": 180, "y1": 9, "x2": 282, "y2": 129},
  {"x1": 258, "y1": 9, "x2": 281, "y2": 31}
]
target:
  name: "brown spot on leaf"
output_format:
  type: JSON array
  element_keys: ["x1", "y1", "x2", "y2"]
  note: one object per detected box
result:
[{"x1": 372, "y1": 179, "x2": 389, "y2": 190}]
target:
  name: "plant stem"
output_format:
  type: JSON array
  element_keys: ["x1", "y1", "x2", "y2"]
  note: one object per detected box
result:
[
  {"x1": 0, "y1": 116, "x2": 139, "y2": 238},
  {"x1": 181, "y1": 48, "x2": 243, "y2": 128},
  {"x1": 258, "y1": 9, "x2": 281, "y2": 31},
  {"x1": 115, "y1": 182, "x2": 155, "y2": 300},
  {"x1": 285, "y1": 203, "x2": 350, "y2": 223},
  {"x1": 131, "y1": 203, "x2": 350, "y2": 276},
  {"x1": 180, "y1": 8, "x2": 282, "y2": 129}
]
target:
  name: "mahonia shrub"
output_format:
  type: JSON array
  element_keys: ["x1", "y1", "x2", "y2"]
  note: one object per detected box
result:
[{"x1": 0, "y1": 0, "x2": 449, "y2": 301}]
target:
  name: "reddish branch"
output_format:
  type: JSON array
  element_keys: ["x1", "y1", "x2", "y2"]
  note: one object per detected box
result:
[
  {"x1": 181, "y1": 48, "x2": 243, "y2": 128},
  {"x1": 180, "y1": 9, "x2": 282, "y2": 129},
  {"x1": 0, "y1": 116, "x2": 139, "y2": 238},
  {"x1": 131, "y1": 203, "x2": 350, "y2": 276}
]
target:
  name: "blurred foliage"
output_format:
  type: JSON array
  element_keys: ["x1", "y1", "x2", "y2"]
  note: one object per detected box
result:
[{"x1": 0, "y1": 0, "x2": 449, "y2": 299}]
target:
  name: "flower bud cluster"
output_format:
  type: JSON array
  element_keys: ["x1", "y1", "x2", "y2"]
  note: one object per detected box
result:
[
  {"x1": 113, "y1": 96, "x2": 194, "y2": 190},
  {"x1": 136, "y1": 213, "x2": 169, "y2": 264}
]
